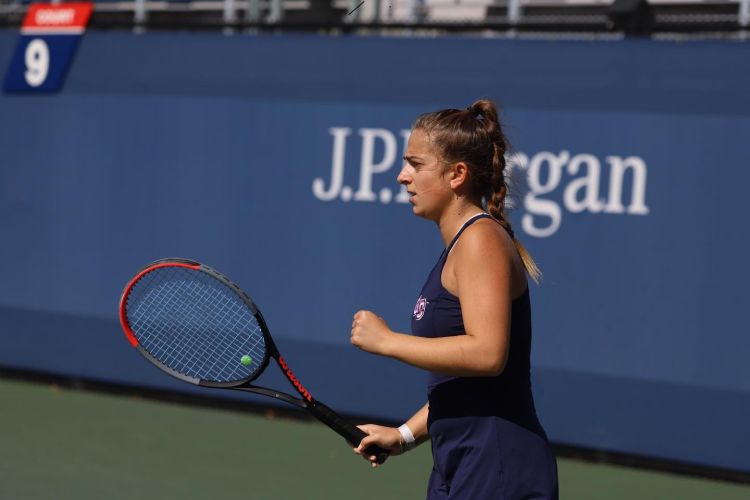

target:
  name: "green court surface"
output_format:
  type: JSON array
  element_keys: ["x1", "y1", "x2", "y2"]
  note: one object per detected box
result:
[{"x1": 1, "y1": 378, "x2": 748, "y2": 500}]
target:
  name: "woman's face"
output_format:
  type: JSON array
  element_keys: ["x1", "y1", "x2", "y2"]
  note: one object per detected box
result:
[{"x1": 398, "y1": 129, "x2": 453, "y2": 221}]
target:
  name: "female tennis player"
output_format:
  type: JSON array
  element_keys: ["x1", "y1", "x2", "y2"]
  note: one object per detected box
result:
[{"x1": 349, "y1": 100, "x2": 558, "y2": 499}]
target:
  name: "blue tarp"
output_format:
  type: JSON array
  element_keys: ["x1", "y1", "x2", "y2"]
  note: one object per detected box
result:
[{"x1": 1, "y1": 30, "x2": 749, "y2": 472}]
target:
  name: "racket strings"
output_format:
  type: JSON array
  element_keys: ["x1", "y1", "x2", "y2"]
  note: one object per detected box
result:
[
  {"x1": 132, "y1": 270, "x2": 262, "y2": 381},
  {"x1": 126, "y1": 266, "x2": 266, "y2": 383}
]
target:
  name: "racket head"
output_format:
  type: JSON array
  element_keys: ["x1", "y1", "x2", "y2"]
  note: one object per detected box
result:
[{"x1": 119, "y1": 258, "x2": 273, "y2": 388}]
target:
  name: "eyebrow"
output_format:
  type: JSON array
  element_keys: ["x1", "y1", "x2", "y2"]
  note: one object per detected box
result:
[{"x1": 403, "y1": 155, "x2": 422, "y2": 162}]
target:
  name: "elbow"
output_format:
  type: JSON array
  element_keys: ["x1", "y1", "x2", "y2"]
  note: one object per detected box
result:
[
  {"x1": 478, "y1": 355, "x2": 507, "y2": 377},
  {"x1": 463, "y1": 336, "x2": 508, "y2": 376},
  {"x1": 484, "y1": 360, "x2": 506, "y2": 377}
]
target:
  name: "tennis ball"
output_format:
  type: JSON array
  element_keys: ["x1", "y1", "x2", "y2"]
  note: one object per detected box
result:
[{"x1": 241, "y1": 355, "x2": 252, "y2": 366}]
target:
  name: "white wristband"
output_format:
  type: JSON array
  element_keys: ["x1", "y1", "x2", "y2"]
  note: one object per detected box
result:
[{"x1": 398, "y1": 424, "x2": 416, "y2": 451}]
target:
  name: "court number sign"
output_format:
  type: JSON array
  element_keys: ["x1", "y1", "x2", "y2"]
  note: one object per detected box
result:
[{"x1": 3, "y1": 3, "x2": 93, "y2": 93}]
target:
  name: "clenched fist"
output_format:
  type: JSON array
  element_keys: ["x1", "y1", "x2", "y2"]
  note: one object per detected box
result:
[{"x1": 350, "y1": 310, "x2": 393, "y2": 355}]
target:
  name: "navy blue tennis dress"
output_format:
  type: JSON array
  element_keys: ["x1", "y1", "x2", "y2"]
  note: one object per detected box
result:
[{"x1": 412, "y1": 213, "x2": 558, "y2": 500}]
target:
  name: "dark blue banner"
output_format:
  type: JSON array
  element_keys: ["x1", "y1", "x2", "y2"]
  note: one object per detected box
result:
[
  {"x1": 3, "y1": 3, "x2": 92, "y2": 92},
  {"x1": 3, "y1": 34, "x2": 81, "y2": 91},
  {"x1": 0, "y1": 30, "x2": 749, "y2": 472}
]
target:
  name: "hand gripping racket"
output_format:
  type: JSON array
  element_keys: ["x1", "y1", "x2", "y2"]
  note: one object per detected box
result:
[{"x1": 119, "y1": 258, "x2": 388, "y2": 463}]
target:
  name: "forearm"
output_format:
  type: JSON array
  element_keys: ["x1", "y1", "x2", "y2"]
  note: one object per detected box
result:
[
  {"x1": 404, "y1": 402, "x2": 430, "y2": 446},
  {"x1": 383, "y1": 331, "x2": 506, "y2": 377}
]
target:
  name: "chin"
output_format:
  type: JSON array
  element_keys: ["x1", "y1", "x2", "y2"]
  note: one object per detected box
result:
[{"x1": 411, "y1": 207, "x2": 434, "y2": 221}]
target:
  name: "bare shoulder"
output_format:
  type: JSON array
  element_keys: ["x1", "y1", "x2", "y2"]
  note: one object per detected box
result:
[
  {"x1": 452, "y1": 218, "x2": 515, "y2": 262},
  {"x1": 444, "y1": 217, "x2": 527, "y2": 297}
]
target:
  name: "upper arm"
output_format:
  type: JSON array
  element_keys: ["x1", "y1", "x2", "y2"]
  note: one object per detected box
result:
[{"x1": 447, "y1": 223, "x2": 514, "y2": 373}]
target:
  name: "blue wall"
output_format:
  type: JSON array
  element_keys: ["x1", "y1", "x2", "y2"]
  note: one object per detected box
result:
[{"x1": 1, "y1": 30, "x2": 749, "y2": 472}]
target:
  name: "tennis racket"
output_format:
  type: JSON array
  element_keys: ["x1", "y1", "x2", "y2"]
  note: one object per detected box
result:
[{"x1": 118, "y1": 257, "x2": 388, "y2": 463}]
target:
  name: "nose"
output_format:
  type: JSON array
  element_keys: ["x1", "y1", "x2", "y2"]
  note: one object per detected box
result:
[{"x1": 397, "y1": 163, "x2": 410, "y2": 185}]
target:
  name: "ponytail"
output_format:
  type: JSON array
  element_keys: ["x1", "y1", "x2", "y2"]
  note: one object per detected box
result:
[{"x1": 482, "y1": 139, "x2": 542, "y2": 283}]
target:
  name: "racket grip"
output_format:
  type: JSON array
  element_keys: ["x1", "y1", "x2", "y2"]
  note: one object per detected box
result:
[{"x1": 308, "y1": 400, "x2": 389, "y2": 465}]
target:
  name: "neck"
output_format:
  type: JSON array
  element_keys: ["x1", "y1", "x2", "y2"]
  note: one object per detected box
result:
[{"x1": 436, "y1": 199, "x2": 486, "y2": 247}]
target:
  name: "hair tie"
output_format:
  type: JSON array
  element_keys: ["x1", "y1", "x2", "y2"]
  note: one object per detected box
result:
[{"x1": 467, "y1": 106, "x2": 484, "y2": 121}]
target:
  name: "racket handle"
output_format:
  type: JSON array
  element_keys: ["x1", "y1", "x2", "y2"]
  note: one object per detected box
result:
[{"x1": 308, "y1": 400, "x2": 390, "y2": 464}]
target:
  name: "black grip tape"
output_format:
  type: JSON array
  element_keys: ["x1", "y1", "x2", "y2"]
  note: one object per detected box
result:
[{"x1": 308, "y1": 400, "x2": 389, "y2": 464}]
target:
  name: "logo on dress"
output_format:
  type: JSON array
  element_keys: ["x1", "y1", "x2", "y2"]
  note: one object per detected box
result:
[{"x1": 413, "y1": 296, "x2": 428, "y2": 320}]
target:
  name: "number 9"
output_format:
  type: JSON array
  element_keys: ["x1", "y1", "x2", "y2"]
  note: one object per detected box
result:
[{"x1": 24, "y1": 38, "x2": 50, "y2": 87}]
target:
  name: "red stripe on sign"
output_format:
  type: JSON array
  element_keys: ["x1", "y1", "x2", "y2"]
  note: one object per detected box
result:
[
  {"x1": 22, "y1": 27, "x2": 85, "y2": 35},
  {"x1": 22, "y1": 3, "x2": 93, "y2": 32}
]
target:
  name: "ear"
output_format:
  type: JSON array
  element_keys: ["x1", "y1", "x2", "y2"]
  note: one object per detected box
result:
[{"x1": 448, "y1": 162, "x2": 471, "y2": 190}]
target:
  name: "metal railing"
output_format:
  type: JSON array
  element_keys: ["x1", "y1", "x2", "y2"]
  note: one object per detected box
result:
[
  {"x1": 0, "y1": 0, "x2": 748, "y2": 32},
  {"x1": 138, "y1": 0, "x2": 749, "y2": 26}
]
